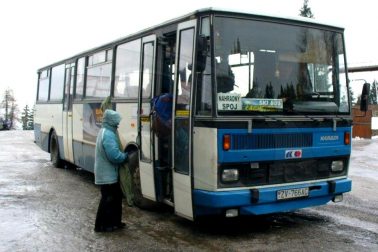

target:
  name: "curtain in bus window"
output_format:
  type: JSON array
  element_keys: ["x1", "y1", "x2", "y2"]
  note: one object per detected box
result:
[
  {"x1": 86, "y1": 62, "x2": 112, "y2": 98},
  {"x1": 115, "y1": 39, "x2": 141, "y2": 99},
  {"x1": 50, "y1": 64, "x2": 65, "y2": 100}
]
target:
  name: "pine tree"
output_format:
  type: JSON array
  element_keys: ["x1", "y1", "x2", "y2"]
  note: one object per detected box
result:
[
  {"x1": 21, "y1": 105, "x2": 30, "y2": 130},
  {"x1": 1, "y1": 89, "x2": 19, "y2": 129},
  {"x1": 21, "y1": 104, "x2": 35, "y2": 130},
  {"x1": 368, "y1": 80, "x2": 377, "y2": 105},
  {"x1": 349, "y1": 86, "x2": 355, "y2": 105},
  {"x1": 299, "y1": 0, "x2": 314, "y2": 18},
  {"x1": 265, "y1": 83, "x2": 274, "y2": 98},
  {"x1": 288, "y1": 84, "x2": 296, "y2": 99},
  {"x1": 28, "y1": 106, "x2": 34, "y2": 130}
]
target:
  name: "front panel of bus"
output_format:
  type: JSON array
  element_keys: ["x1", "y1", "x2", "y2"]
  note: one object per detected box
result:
[{"x1": 192, "y1": 14, "x2": 352, "y2": 217}]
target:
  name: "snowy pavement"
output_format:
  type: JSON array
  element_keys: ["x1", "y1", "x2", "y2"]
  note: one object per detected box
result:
[{"x1": 350, "y1": 137, "x2": 378, "y2": 181}]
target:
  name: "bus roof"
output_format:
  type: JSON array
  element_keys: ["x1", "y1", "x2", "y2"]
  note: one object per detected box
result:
[
  {"x1": 202, "y1": 7, "x2": 344, "y2": 29},
  {"x1": 38, "y1": 7, "x2": 344, "y2": 72}
]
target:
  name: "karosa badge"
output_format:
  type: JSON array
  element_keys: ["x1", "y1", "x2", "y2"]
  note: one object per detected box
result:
[{"x1": 285, "y1": 150, "x2": 302, "y2": 159}]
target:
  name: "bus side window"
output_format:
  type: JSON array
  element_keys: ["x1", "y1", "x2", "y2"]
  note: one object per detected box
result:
[
  {"x1": 75, "y1": 57, "x2": 85, "y2": 99},
  {"x1": 141, "y1": 42, "x2": 154, "y2": 98},
  {"x1": 114, "y1": 39, "x2": 141, "y2": 99},
  {"x1": 177, "y1": 67, "x2": 191, "y2": 107}
]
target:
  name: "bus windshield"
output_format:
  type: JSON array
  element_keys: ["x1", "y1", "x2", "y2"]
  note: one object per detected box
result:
[{"x1": 214, "y1": 17, "x2": 349, "y2": 115}]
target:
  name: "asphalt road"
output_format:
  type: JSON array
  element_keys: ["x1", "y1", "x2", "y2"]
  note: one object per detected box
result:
[{"x1": 0, "y1": 131, "x2": 377, "y2": 251}]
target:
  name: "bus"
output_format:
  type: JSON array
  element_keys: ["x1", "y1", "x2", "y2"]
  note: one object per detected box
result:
[{"x1": 34, "y1": 8, "x2": 367, "y2": 221}]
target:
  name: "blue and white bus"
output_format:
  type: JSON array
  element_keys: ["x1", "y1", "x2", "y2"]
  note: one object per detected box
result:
[{"x1": 35, "y1": 8, "x2": 366, "y2": 220}]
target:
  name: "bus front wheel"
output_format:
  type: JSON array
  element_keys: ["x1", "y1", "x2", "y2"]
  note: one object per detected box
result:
[{"x1": 50, "y1": 132, "x2": 63, "y2": 168}]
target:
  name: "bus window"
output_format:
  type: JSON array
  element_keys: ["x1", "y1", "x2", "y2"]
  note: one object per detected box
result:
[
  {"x1": 196, "y1": 17, "x2": 212, "y2": 115},
  {"x1": 63, "y1": 64, "x2": 75, "y2": 111},
  {"x1": 86, "y1": 50, "x2": 112, "y2": 98},
  {"x1": 176, "y1": 29, "x2": 194, "y2": 110},
  {"x1": 196, "y1": 57, "x2": 212, "y2": 115},
  {"x1": 50, "y1": 64, "x2": 65, "y2": 101},
  {"x1": 114, "y1": 39, "x2": 141, "y2": 99},
  {"x1": 141, "y1": 42, "x2": 154, "y2": 98},
  {"x1": 228, "y1": 52, "x2": 254, "y2": 97},
  {"x1": 174, "y1": 27, "x2": 194, "y2": 174},
  {"x1": 161, "y1": 36, "x2": 176, "y2": 94},
  {"x1": 75, "y1": 57, "x2": 85, "y2": 99},
  {"x1": 338, "y1": 54, "x2": 349, "y2": 112},
  {"x1": 200, "y1": 16, "x2": 210, "y2": 37},
  {"x1": 38, "y1": 69, "x2": 49, "y2": 101}
]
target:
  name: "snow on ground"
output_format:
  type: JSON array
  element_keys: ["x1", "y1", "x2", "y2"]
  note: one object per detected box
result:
[
  {"x1": 350, "y1": 135, "x2": 378, "y2": 181},
  {"x1": 372, "y1": 117, "x2": 378, "y2": 129}
]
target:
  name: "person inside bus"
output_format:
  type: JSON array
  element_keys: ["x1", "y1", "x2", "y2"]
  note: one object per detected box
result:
[
  {"x1": 94, "y1": 109, "x2": 128, "y2": 232},
  {"x1": 215, "y1": 54, "x2": 235, "y2": 93}
]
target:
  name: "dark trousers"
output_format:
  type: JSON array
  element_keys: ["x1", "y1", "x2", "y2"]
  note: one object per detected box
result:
[{"x1": 95, "y1": 182, "x2": 122, "y2": 230}]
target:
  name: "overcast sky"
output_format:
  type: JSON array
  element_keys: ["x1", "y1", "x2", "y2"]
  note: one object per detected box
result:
[{"x1": 0, "y1": 0, "x2": 377, "y2": 109}]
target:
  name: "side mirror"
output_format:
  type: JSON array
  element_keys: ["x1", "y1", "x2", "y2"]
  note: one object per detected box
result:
[
  {"x1": 196, "y1": 36, "x2": 208, "y2": 72},
  {"x1": 360, "y1": 82, "x2": 370, "y2": 112}
]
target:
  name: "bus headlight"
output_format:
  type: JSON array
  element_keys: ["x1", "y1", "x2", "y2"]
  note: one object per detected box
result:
[
  {"x1": 331, "y1": 161, "x2": 344, "y2": 172},
  {"x1": 222, "y1": 169, "x2": 239, "y2": 182}
]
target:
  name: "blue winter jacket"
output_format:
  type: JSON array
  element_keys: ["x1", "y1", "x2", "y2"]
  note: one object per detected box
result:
[{"x1": 94, "y1": 110, "x2": 128, "y2": 185}]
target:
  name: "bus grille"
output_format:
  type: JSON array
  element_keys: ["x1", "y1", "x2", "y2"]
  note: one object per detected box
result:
[
  {"x1": 231, "y1": 133, "x2": 313, "y2": 150},
  {"x1": 218, "y1": 157, "x2": 348, "y2": 188}
]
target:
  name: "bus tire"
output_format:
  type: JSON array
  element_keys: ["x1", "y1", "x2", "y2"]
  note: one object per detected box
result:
[
  {"x1": 50, "y1": 132, "x2": 63, "y2": 168},
  {"x1": 128, "y1": 151, "x2": 157, "y2": 209}
]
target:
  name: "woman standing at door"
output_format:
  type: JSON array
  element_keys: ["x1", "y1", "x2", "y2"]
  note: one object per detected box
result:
[{"x1": 94, "y1": 109, "x2": 128, "y2": 232}]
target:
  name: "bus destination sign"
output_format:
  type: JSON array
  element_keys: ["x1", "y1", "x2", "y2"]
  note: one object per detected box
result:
[{"x1": 217, "y1": 93, "x2": 242, "y2": 111}]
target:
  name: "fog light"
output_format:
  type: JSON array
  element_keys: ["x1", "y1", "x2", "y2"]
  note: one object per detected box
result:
[
  {"x1": 225, "y1": 209, "x2": 239, "y2": 218},
  {"x1": 332, "y1": 194, "x2": 343, "y2": 203},
  {"x1": 222, "y1": 169, "x2": 239, "y2": 182},
  {"x1": 331, "y1": 161, "x2": 344, "y2": 172}
]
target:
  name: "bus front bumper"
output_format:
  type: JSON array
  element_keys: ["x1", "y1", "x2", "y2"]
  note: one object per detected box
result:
[{"x1": 193, "y1": 178, "x2": 351, "y2": 217}]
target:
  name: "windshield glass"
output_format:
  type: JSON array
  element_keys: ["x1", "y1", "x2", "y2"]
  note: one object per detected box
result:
[{"x1": 214, "y1": 17, "x2": 349, "y2": 115}]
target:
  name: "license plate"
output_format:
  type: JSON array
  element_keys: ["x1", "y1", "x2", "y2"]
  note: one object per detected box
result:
[{"x1": 277, "y1": 188, "x2": 309, "y2": 200}]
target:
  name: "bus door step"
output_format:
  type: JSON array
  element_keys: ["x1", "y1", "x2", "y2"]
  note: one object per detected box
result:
[
  {"x1": 156, "y1": 166, "x2": 172, "y2": 202},
  {"x1": 163, "y1": 198, "x2": 174, "y2": 207}
]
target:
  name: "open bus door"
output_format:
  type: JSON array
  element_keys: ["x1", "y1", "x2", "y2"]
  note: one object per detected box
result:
[
  {"x1": 63, "y1": 63, "x2": 75, "y2": 163},
  {"x1": 138, "y1": 35, "x2": 158, "y2": 201},
  {"x1": 172, "y1": 20, "x2": 196, "y2": 220}
]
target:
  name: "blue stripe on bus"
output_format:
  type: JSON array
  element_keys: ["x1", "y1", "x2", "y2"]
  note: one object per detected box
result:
[
  {"x1": 193, "y1": 178, "x2": 351, "y2": 216},
  {"x1": 218, "y1": 127, "x2": 351, "y2": 163}
]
